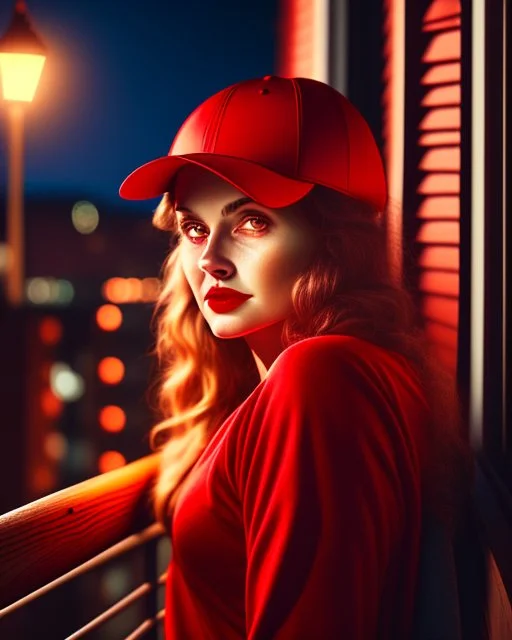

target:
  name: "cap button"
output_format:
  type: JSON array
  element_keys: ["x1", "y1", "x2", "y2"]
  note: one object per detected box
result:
[{"x1": 263, "y1": 75, "x2": 272, "y2": 81}]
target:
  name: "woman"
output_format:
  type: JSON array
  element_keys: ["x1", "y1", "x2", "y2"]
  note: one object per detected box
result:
[{"x1": 120, "y1": 76, "x2": 472, "y2": 639}]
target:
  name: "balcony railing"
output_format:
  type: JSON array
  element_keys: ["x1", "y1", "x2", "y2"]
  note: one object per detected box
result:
[
  {"x1": 0, "y1": 453, "x2": 166, "y2": 639},
  {"x1": 1, "y1": 452, "x2": 511, "y2": 639}
]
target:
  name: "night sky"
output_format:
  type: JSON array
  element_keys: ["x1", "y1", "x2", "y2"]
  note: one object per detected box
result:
[{"x1": 0, "y1": 0, "x2": 279, "y2": 215}]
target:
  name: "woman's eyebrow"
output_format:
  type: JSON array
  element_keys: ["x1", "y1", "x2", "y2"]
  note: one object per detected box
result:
[{"x1": 175, "y1": 197, "x2": 255, "y2": 219}]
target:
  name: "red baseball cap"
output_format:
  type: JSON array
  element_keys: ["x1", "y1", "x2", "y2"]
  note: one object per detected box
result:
[{"x1": 119, "y1": 76, "x2": 388, "y2": 211}]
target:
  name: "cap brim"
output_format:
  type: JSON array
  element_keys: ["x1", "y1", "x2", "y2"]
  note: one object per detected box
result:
[{"x1": 119, "y1": 153, "x2": 314, "y2": 209}]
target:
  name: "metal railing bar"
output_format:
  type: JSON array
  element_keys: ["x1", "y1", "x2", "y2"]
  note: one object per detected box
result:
[
  {"x1": 124, "y1": 609, "x2": 165, "y2": 640},
  {"x1": 0, "y1": 523, "x2": 165, "y2": 619},
  {"x1": 65, "y1": 582, "x2": 153, "y2": 640}
]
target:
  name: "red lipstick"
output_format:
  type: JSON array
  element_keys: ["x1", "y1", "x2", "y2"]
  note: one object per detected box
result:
[{"x1": 204, "y1": 287, "x2": 252, "y2": 313}]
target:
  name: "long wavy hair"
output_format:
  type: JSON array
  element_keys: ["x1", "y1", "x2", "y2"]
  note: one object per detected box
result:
[{"x1": 148, "y1": 183, "x2": 473, "y2": 533}]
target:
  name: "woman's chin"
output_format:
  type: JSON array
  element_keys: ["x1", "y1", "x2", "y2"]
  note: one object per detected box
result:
[
  {"x1": 208, "y1": 324, "x2": 253, "y2": 340},
  {"x1": 206, "y1": 315, "x2": 264, "y2": 340},
  {"x1": 207, "y1": 316, "x2": 286, "y2": 341}
]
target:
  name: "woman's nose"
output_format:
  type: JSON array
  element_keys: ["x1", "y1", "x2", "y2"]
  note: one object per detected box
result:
[{"x1": 198, "y1": 237, "x2": 236, "y2": 280}]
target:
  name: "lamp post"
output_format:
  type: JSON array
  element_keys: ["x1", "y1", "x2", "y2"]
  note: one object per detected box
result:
[{"x1": 0, "y1": 0, "x2": 46, "y2": 306}]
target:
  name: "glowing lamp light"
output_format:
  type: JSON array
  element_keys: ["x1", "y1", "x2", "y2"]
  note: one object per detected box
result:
[
  {"x1": 99, "y1": 405, "x2": 126, "y2": 433},
  {"x1": 96, "y1": 304, "x2": 123, "y2": 331},
  {"x1": 0, "y1": 52, "x2": 45, "y2": 101},
  {"x1": 97, "y1": 357, "x2": 125, "y2": 385},
  {"x1": 0, "y1": 2, "x2": 47, "y2": 103},
  {"x1": 98, "y1": 450, "x2": 126, "y2": 474}
]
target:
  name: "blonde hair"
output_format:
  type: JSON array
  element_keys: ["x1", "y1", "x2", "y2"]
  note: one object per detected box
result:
[
  {"x1": 149, "y1": 185, "x2": 473, "y2": 531},
  {"x1": 149, "y1": 194, "x2": 259, "y2": 522}
]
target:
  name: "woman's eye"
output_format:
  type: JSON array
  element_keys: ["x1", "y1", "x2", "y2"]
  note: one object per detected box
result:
[
  {"x1": 180, "y1": 222, "x2": 207, "y2": 243},
  {"x1": 179, "y1": 214, "x2": 270, "y2": 243},
  {"x1": 238, "y1": 216, "x2": 270, "y2": 233}
]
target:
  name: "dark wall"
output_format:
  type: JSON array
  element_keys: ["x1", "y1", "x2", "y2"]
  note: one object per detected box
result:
[{"x1": 347, "y1": 0, "x2": 385, "y2": 150}]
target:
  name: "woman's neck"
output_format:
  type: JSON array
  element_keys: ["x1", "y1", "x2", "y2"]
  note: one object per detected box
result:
[{"x1": 244, "y1": 321, "x2": 286, "y2": 382}]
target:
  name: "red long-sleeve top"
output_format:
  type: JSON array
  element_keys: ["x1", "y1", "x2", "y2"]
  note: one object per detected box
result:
[{"x1": 165, "y1": 335, "x2": 429, "y2": 639}]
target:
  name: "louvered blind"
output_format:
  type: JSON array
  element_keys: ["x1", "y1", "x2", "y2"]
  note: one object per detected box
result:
[
  {"x1": 382, "y1": 0, "x2": 462, "y2": 373},
  {"x1": 416, "y1": 0, "x2": 462, "y2": 373}
]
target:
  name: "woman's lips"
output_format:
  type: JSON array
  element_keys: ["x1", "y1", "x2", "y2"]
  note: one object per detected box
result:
[
  {"x1": 206, "y1": 298, "x2": 249, "y2": 313},
  {"x1": 205, "y1": 291, "x2": 252, "y2": 313}
]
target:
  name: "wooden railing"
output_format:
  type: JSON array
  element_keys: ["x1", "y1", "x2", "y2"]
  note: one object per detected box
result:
[
  {"x1": 1, "y1": 451, "x2": 510, "y2": 639},
  {"x1": 0, "y1": 454, "x2": 166, "y2": 639}
]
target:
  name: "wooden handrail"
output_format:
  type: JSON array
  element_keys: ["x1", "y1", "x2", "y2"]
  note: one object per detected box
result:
[{"x1": 0, "y1": 453, "x2": 161, "y2": 609}]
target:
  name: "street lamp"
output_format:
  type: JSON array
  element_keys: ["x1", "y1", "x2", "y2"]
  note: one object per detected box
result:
[{"x1": 0, "y1": 0, "x2": 46, "y2": 306}]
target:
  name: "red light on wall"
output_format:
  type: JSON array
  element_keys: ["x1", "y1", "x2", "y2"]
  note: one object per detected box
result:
[
  {"x1": 419, "y1": 147, "x2": 460, "y2": 172},
  {"x1": 422, "y1": 296, "x2": 459, "y2": 328},
  {"x1": 422, "y1": 30, "x2": 460, "y2": 63},
  {"x1": 424, "y1": 320, "x2": 458, "y2": 350},
  {"x1": 96, "y1": 304, "x2": 123, "y2": 331},
  {"x1": 41, "y1": 388, "x2": 64, "y2": 419},
  {"x1": 417, "y1": 173, "x2": 460, "y2": 195},
  {"x1": 422, "y1": 62, "x2": 461, "y2": 85},
  {"x1": 424, "y1": 0, "x2": 460, "y2": 23},
  {"x1": 419, "y1": 131, "x2": 460, "y2": 146},
  {"x1": 98, "y1": 450, "x2": 126, "y2": 473},
  {"x1": 418, "y1": 271, "x2": 459, "y2": 297},
  {"x1": 423, "y1": 17, "x2": 461, "y2": 32},
  {"x1": 421, "y1": 84, "x2": 460, "y2": 107},
  {"x1": 417, "y1": 196, "x2": 460, "y2": 219},
  {"x1": 416, "y1": 221, "x2": 460, "y2": 244},
  {"x1": 39, "y1": 317, "x2": 63, "y2": 346},
  {"x1": 415, "y1": 0, "x2": 462, "y2": 376},
  {"x1": 418, "y1": 246, "x2": 459, "y2": 271},
  {"x1": 419, "y1": 107, "x2": 460, "y2": 131},
  {"x1": 99, "y1": 405, "x2": 126, "y2": 433},
  {"x1": 97, "y1": 357, "x2": 125, "y2": 385}
]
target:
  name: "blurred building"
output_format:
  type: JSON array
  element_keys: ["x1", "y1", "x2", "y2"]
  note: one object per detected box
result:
[
  {"x1": 0, "y1": 194, "x2": 170, "y2": 513},
  {"x1": 24, "y1": 195, "x2": 168, "y2": 292}
]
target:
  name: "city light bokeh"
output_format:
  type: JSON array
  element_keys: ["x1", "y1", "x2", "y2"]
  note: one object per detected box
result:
[
  {"x1": 97, "y1": 357, "x2": 125, "y2": 385},
  {"x1": 71, "y1": 201, "x2": 100, "y2": 235},
  {"x1": 98, "y1": 450, "x2": 126, "y2": 473},
  {"x1": 96, "y1": 304, "x2": 123, "y2": 331},
  {"x1": 98, "y1": 405, "x2": 126, "y2": 433}
]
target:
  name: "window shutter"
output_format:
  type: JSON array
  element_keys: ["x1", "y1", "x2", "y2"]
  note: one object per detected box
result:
[
  {"x1": 383, "y1": 0, "x2": 462, "y2": 374},
  {"x1": 416, "y1": 0, "x2": 462, "y2": 373}
]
